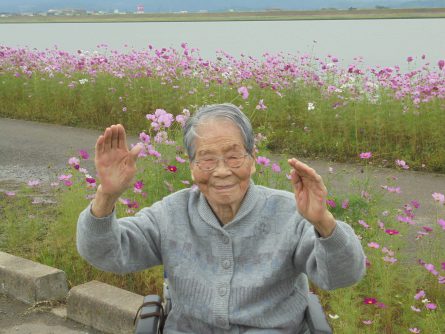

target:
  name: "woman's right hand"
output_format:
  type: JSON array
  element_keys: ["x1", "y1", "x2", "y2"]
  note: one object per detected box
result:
[{"x1": 94, "y1": 124, "x2": 143, "y2": 199}]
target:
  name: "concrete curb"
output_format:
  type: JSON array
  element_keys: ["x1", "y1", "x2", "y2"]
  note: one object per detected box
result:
[
  {"x1": 0, "y1": 251, "x2": 68, "y2": 304},
  {"x1": 67, "y1": 280, "x2": 144, "y2": 334}
]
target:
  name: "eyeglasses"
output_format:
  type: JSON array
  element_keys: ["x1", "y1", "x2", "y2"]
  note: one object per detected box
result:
[{"x1": 194, "y1": 153, "x2": 250, "y2": 172}]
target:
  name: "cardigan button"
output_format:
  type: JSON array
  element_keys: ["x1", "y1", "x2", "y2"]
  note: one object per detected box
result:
[
  {"x1": 216, "y1": 316, "x2": 226, "y2": 327},
  {"x1": 222, "y1": 236, "x2": 230, "y2": 244},
  {"x1": 222, "y1": 259, "x2": 231, "y2": 269},
  {"x1": 218, "y1": 286, "x2": 227, "y2": 296}
]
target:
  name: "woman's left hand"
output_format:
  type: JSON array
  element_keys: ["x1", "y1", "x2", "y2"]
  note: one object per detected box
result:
[{"x1": 288, "y1": 158, "x2": 336, "y2": 237}]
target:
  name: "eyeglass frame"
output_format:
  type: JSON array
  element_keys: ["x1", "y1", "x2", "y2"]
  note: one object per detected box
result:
[{"x1": 193, "y1": 153, "x2": 251, "y2": 172}]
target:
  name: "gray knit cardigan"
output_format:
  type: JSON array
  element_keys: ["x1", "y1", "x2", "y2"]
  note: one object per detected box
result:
[{"x1": 77, "y1": 182, "x2": 366, "y2": 333}]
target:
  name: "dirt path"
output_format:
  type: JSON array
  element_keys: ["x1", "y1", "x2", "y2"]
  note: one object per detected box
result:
[{"x1": 1, "y1": 117, "x2": 444, "y2": 218}]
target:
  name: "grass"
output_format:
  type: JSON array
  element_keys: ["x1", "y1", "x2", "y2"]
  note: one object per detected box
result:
[
  {"x1": 0, "y1": 133, "x2": 444, "y2": 332},
  {"x1": 1, "y1": 68, "x2": 444, "y2": 172},
  {"x1": 2, "y1": 8, "x2": 445, "y2": 23}
]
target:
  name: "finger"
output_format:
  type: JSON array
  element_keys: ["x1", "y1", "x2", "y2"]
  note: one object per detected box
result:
[
  {"x1": 104, "y1": 127, "x2": 112, "y2": 152},
  {"x1": 111, "y1": 125, "x2": 119, "y2": 149},
  {"x1": 95, "y1": 135, "x2": 104, "y2": 156},
  {"x1": 117, "y1": 124, "x2": 128, "y2": 150},
  {"x1": 288, "y1": 158, "x2": 319, "y2": 180},
  {"x1": 129, "y1": 143, "x2": 143, "y2": 163}
]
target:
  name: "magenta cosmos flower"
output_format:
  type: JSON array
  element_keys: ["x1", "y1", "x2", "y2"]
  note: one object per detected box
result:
[
  {"x1": 385, "y1": 229, "x2": 400, "y2": 235},
  {"x1": 79, "y1": 149, "x2": 90, "y2": 160},
  {"x1": 363, "y1": 297, "x2": 378, "y2": 305},
  {"x1": 167, "y1": 165, "x2": 177, "y2": 172}
]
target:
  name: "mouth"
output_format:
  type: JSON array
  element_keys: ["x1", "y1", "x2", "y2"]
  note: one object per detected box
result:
[{"x1": 214, "y1": 184, "x2": 235, "y2": 191}]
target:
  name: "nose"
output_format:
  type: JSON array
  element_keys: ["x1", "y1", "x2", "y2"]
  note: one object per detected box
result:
[{"x1": 212, "y1": 159, "x2": 232, "y2": 176}]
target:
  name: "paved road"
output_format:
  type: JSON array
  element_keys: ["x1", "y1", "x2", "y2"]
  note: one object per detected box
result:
[
  {"x1": 0, "y1": 294, "x2": 102, "y2": 334},
  {"x1": 1, "y1": 117, "x2": 444, "y2": 217}
]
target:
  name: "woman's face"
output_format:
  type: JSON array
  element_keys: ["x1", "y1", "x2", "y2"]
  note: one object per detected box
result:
[{"x1": 190, "y1": 119, "x2": 256, "y2": 211}]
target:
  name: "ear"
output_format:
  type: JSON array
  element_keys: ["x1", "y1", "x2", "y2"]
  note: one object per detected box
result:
[
  {"x1": 189, "y1": 162, "x2": 195, "y2": 181},
  {"x1": 250, "y1": 152, "x2": 256, "y2": 176}
]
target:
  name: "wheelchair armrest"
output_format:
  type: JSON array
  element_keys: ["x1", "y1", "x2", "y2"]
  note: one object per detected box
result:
[
  {"x1": 305, "y1": 293, "x2": 333, "y2": 334},
  {"x1": 134, "y1": 295, "x2": 163, "y2": 334}
]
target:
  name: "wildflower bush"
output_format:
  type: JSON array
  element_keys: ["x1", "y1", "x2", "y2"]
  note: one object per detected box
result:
[
  {"x1": 1, "y1": 44, "x2": 445, "y2": 171},
  {"x1": 1, "y1": 106, "x2": 444, "y2": 333},
  {"x1": 1, "y1": 43, "x2": 444, "y2": 332}
]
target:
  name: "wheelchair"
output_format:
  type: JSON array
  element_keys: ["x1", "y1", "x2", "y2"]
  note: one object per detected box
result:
[{"x1": 134, "y1": 273, "x2": 333, "y2": 334}]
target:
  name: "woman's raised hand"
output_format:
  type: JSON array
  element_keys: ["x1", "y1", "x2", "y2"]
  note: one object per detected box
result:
[
  {"x1": 94, "y1": 124, "x2": 143, "y2": 199},
  {"x1": 288, "y1": 158, "x2": 336, "y2": 237}
]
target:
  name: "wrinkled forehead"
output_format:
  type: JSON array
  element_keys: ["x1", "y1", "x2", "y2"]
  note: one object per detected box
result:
[{"x1": 194, "y1": 118, "x2": 245, "y2": 153}]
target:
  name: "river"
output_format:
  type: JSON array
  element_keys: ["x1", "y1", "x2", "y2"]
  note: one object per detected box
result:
[{"x1": 2, "y1": 18, "x2": 445, "y2": 68}]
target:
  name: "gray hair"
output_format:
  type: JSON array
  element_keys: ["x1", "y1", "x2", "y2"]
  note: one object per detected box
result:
[{"x1": 183, "y1": 103, "x2": 255, "y2": 161}]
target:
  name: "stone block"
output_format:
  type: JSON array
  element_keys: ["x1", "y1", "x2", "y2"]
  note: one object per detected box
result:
[
  {"x1": 67, "y1": 280, "x2": 144, "y2": 334},
  {"x1": 0, "y1": 251, "x2": 68, "y2": 304}
]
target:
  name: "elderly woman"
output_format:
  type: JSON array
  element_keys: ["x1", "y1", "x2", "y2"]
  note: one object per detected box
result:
[{"x1": 77, "y1": 103, "x2": 365, "y2": 334}]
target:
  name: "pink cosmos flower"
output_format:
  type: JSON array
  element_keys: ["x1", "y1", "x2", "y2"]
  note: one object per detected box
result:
[
  {"x1": 271, "y1": 163, "x2": 281, "y2": 173},
  {"x1": 5, "y1": 191, "x2": 16, "y2": 196},
  {"x1": 256, "y1": 99, "x2": 267, "y2": 110},
  {"x1": 139, "y1": 132, "x2": 150, "y2": 143},
  {"x1": 27, "y1": 180, "x2": 40, "y2": 187},
  {"x1": 438, "y1": 59, "x2": 445, "y2": 70},
  {"x1": 79, "y1": 149, "x2": 89, "y2": 160},
  {"x1": 425, "y1": 303, "x2": 437, "y2": 310},
  {"x1": 410, "y1": 305, "x2": 421, "y2": 312},
  {"x1": 175, "y1": 109, "x2": 190, "y2": 128},
  {"x1": 407, "y1": 56, "x2": 414, "y2": 63},
  {"x1": 395, "y1": 159, "x2": 409, "y2": 169},
  {"x1": 64, "y1": 180, "x2": 73, "y2": 187},
  {"x1": 432, "y1": 192, "x2": 445, "y2": 204},
  {"x1": 341, "y1": 199, "x2": 349, "y2": 209},
  {"x1": 360, "y1": 152, "x2": 372, "y2": 159},
  {"x1": 326, "y1": 199, "x2": 336, "y2": 208},
  {"x1": 438, "y1": 219, "x2": 445, "y2": 230},
  {"x1": 382, "y1": 247, "x2": 395, "y2": 256},
  {"x1": 176, "y1": 156, "x2": 186, "y2": 163},
  {"x1": 414, "y1": 290, "x2": 425, "y2": 300},
  {"x1": 68, "y1": 157, "x2": 80, "y2": 169},
  {"x1": 441, "y1": 262, "x2": 445, "y2": 271},
  {"x1": 409, "y1": 328, "x2": 420, "y2": 333},
  {"x1": 367, "y1": 242, "x2": 380, "y2": 249},
  {"x1": 256, "y1": 156, "x2": 270, "y2": 167},
  {"x1": 358, "y1": 220, "x2": 369, "y2": 229},
  {"x1": 383, "y1": 256, "x2": 397, "y2": 264},
  {"x1": 411, "y1": 200, "x2": 420, "y2": 208},
  {"x1": 362, "y1": 320, "x2": 373, "y2": 325},
  {"x1": 238, "y1": 86, "x2": 249, "y2": 100},
  {"x1": 58, "y1": 174, "x2": 72, "y2": 181},
  {"x1": 381, "y1": 185, "x2": 401, "y2": 193},
  {"x1": 438, "y1": 276, "x2": 445, "y2": 284}
]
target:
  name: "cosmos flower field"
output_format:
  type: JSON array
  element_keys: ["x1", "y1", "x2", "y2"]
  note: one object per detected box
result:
[{"x1": 0, "y1": 43, "x2": 444, "y2": 332}]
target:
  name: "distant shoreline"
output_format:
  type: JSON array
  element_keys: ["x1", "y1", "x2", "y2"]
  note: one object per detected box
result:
[{"x1": 1, "y1": 8, "x2": 445, "y2": 23}]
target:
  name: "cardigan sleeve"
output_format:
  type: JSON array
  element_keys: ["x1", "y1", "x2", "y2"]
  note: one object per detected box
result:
[
  {"x1": 76, "y1": 200, "x2": 164, "y2": 274},
  {"x1": 292, "y1": 219, "x2": 366, "y2": 290}
]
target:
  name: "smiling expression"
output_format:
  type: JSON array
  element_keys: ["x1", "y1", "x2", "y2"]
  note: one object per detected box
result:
[{"x1": 190, "y1": 119, "x2": 256, "y2": 214}]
